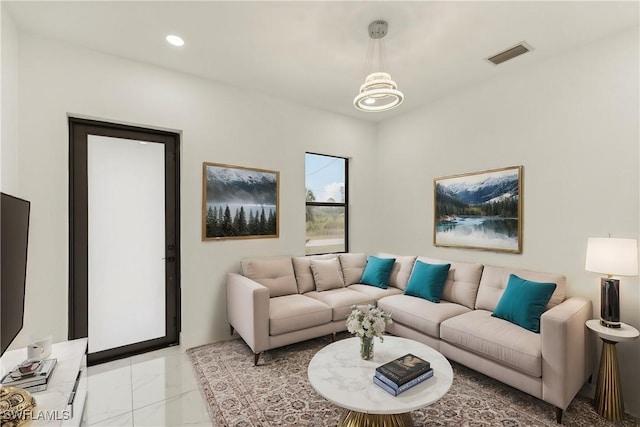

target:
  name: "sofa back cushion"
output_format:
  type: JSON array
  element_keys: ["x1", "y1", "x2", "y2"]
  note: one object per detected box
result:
[
  {"x1": 339, "y1": 253, "x2": 367, "y2": 286},
  {"x1": 241, "y1": 257, "x2": 298, "y2": 297},
  {"x1": 476, "y1": 265, "x2": 566, "y2": 312},
  {"x1": 310, "y1": 258, "x2": 345, "y2": 291},
  {"x1": 292, "y1": 254, "x2": 337, "y2": 293},
  {"x1": 377, "y1": 253, "x2": 417, "y2": 290},
  {"x1": 417, "y1": 257, "x2": 484, "y2": 309}
]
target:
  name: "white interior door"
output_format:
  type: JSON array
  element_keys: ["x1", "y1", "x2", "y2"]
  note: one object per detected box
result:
[{"x1": 87, "y1": 135, "x2": 166, "y2": 353}]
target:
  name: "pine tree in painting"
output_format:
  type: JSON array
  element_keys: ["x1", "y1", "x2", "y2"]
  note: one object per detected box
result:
[{"x1": 222, "y1": 205, "x2": 234, "y2": 236}]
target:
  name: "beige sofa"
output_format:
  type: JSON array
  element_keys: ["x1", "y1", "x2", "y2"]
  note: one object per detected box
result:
[
  {"x1": 226, "y1": 253, "x2": 593, "y2": 423},
  {"x1": 226, "y1": 254, "x2": 385, "y2": 365}
]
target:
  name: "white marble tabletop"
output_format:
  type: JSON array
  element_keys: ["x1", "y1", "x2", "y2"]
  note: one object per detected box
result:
[
  {"x1": 586, "y1": 319, "x2": 640, "y2": 342},
  {"x1": 307, "y1": 336, "x2": 453, "y2": 415}
]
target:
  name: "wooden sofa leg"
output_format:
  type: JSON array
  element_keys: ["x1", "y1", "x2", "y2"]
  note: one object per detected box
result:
[
  {"x1": 554, "y1": 407, "x2": 563, "y2": 424},
  {"x1": 254, "y1": 352, "x2": 261, "y2": 366},
  {"x1": 331, "y1": 332, "x2": 337, "y2": 342},
  {"x1": 230, "y1": 324, "x2": 234, "y2": 335},
  {"x1": 588, "y1": 374, "x2": 593, "y2": 384}
]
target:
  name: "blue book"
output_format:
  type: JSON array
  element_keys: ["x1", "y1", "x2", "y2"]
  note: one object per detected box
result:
[{"x1": 373, "y1": 368, "x2": 434, "y2": 396}]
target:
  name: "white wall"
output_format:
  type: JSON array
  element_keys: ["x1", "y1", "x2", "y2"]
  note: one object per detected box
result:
[
  {"x1": 12, "y1": 32, "x2": 378, "y2": 352},
  {"x1": 1, "y1": 5, "x2": 20, "y2": 194},
  {"x1": 376, "y1": 27, "x2": 640, "y2": 415}
]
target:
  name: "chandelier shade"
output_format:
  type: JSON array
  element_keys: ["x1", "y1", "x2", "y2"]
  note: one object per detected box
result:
[
  {"x1": 353, "y1": 21, "x2": 404, "y2": 113},
  {"x1": 354, "y1": 72, "x2": 404, "y2": 112}
]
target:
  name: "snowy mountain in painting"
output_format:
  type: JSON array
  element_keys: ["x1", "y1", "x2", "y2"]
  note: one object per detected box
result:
[
  {"x1": 440, "y1": 174, "x2": 518, "y2": 205},
  {"x1": 208, "y1": 167, "x2": 276, "y2": 186},
  {"x1": 206, "y1": 165, "x2": 277, "y2": 204}
]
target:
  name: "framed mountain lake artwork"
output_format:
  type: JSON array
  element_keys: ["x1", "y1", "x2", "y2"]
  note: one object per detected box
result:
[
  {"x1": 202, "y1": 162, "x2": 279, "y2": 240},
  {"x1": 434, "y1": 166, "x2": 522, "y2": 253}
]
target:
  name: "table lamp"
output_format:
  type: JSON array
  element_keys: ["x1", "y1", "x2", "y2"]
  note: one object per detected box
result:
[{"x1": 585, "y1": 237, "x2": 638, "y2": 328}]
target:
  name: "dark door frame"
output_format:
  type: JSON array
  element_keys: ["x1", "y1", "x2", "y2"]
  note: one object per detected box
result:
[{"x1": 68, "y1": 117, "x2": 181, "y2": 365}]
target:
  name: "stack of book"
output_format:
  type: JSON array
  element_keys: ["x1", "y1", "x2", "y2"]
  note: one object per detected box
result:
[
  {"x1": 373, "y1": 353, "x2": 433, "y2": 396},
  {"x1": 1, "y1": 358, "x2": 57, "y2": 393}
]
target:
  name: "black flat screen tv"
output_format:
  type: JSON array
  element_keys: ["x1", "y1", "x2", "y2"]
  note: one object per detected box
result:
[{"x1": 1, "y1": 192, "x2": 31, "y2": 357}]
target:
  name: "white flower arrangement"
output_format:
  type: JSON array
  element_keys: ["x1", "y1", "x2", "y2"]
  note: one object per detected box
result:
[{"x1": 346, "y1": 304, "x2": 392, "y2": 341}]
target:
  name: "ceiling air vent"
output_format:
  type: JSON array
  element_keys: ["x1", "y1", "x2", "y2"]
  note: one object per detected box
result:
[{"x1": 487, "y1": 42, "x2": 533, "y2": 65}]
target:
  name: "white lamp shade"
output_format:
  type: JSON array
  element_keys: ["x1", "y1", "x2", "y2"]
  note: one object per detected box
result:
[{"x1": 585, "y1": 237, "x2": 639, "y2": 276}]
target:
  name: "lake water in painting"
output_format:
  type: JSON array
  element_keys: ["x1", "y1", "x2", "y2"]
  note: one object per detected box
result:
[{"x1": 436, "y1": 216, "x2": 518, "y2": 250}]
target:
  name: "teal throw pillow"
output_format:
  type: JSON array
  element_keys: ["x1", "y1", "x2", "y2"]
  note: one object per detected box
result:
[
  {"x1": 404, "y1": 261, "x2": 451, "y2": 303},
  {"x1": 492, "y1": 274, "x2": 557, "y2": 333},
  {"x1": 360, "y1": 256, "x2": 396, "y2": 288}
]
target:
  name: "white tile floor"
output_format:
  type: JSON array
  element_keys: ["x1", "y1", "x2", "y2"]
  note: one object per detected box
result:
[{"x1": 81, "y1": 345, "x2": 211, "y2": 426}]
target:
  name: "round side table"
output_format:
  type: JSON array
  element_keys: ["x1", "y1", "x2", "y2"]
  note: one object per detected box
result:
[{"x1": 586, "y1": 319, "x2": 639, "y2": 421}]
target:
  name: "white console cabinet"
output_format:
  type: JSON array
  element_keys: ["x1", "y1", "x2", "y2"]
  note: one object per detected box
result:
[{"x1": 1, "y1": 338, "x2": 88, "y2": 426}]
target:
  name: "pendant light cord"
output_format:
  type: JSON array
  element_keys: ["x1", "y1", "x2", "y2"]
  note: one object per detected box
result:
[
  {"x1": 362, "y1": 38, "x2": 375, "y2": 82},
  {"x1": 379, "y1": 38, "x2": 388, "y2": 73},
  {"x1": 361, "y1": 35, "x2": 389, "y2": 81}
]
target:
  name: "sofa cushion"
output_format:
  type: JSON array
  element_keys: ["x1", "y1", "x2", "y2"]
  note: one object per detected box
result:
[
  {"x1": 360, "y1": 256, "x2": 396, "y2": 288},
  {"x1": 306, "y1": 288, "x2": 374, "y2": 321},
  {"x1": 269, "y1": 294, "x2": 332, "y2": 335},
  {"x1": 310, "y1": 258, "x2": 345, "y2": 291},
  {"x1": 241, "y1": 257, "x2": 298, "y2": 297},
  {"x1": 292, "y1": 254, "x2": 337, "y2": 294},
  {"x1": 476, "y1": 266, "x2": 566, "y2": 312},
  {"x1": 377, "y1": 294, "x2": 470, "y2": 338},
  {"x1": 347, "y1": 284, "x2": 403, "y2": 301},
  {"x1": 492, "y1": 274, "x2": 557, "y2": 333},
  {"x1": 418, "y1": 257, "x2": 483, "y2": 309},
  {"x1": 377, "y1": 253, "x2": 417, "y2": 290},
  {"x1": 404, "y1": 261, "x2": 451, "y2": 303},
  {"x1": 339, "y1": 253, "x2": 367, "y2": 286},
  {"x1": 440, "y1": 310, "x2": 542, "y2": 377}
]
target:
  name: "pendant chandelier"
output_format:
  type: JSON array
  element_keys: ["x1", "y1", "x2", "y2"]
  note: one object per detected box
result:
[{"x1": 353, "y1": 20, "x2": 404, "y2": 112}]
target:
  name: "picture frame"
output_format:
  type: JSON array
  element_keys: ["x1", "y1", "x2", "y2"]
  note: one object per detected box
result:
[
  {"x1": 202, "y1": 162, "x2": 279, "y2": 240},
  {"x1": 434, "y1": 166, "x2": 523, "y2": 253}
]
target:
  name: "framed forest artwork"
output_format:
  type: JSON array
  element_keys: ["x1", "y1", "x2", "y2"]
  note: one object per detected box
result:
[
  {"x1": 202, "y1": 162, "x2": 279, "y2": 240},
  {"x1": 434, "y1": 166, "x2": 522, "y2": 253}
]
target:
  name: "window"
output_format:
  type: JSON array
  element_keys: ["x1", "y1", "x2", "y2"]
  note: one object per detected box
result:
[{"x1": 305, "y1": 153, "x2": 348, "y2": 255}]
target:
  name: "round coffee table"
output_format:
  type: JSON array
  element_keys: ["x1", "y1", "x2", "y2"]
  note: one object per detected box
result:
[{"x1": 307, "y1": 336, "x2": 453, "y2": 427}]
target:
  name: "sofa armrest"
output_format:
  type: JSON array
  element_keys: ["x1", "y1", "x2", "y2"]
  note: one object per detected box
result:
[
  {"x1": 226, "y1": 273, "x2": 270, "y2": 354},
  {"x1": 541, "y1": 297, "x2": 593, "y2": 410}
]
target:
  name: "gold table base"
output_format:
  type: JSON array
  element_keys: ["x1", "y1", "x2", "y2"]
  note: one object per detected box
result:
[
  {"x1": 594, "y1": 339, "x2": 623, "y2": 421},
  {"x1": 339, "y1": 410, "x2": 413, "y2": 427}
]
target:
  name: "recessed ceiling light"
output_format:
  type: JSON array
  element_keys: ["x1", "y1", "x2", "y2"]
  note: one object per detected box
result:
[{"x1": 166, "y1": 35, "x2": 184, "y2": 47}]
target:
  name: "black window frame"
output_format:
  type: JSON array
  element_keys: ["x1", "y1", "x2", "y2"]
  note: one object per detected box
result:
[{"x1": 305, "y1": 152, "x2": 349, "y2": 255}]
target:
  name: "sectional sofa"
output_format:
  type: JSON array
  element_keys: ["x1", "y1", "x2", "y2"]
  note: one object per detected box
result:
[{"x1": 226, "y1": 253, "x2": 593, "y2": 423}]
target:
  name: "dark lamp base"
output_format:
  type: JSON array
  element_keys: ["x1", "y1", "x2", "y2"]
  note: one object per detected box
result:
[
  {"x1": 600, "y1": 319, "x2": 621, "y2": 328},
  {"x1": 600, "y1": 277, "x2": 620, "y2": 329}
]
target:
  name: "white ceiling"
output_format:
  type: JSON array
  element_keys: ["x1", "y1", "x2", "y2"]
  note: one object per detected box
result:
[{"x1": 4, "y1": 1, "x2": 639, "y2": 122}]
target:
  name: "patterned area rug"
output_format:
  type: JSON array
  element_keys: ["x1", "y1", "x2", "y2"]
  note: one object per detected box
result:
[{"x1": 187, "y1": 335, "x2": 638, "y2": 427}]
